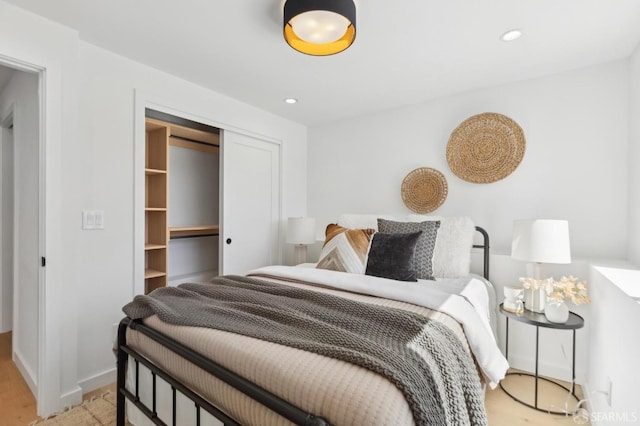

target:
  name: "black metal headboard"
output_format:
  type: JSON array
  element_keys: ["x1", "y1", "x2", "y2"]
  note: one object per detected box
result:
[{"x1": 473, "y1": 226, "x2": 490, "y2": 280}]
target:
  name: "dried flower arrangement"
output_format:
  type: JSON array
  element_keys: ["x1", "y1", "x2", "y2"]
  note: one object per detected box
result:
[
  {"x1": 546, "y1": 275, "x2": 591, "y2": 305},
  {"x1": 520, "y1": 276, "x2": 591, "y2": 305},
  {"x1": 520, "y1": 277, "x2": 546, "y2": 291}
]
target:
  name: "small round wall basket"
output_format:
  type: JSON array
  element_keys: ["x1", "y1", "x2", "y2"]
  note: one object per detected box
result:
[
  {"x1": 447, "y1": 112, "x2": 525, "y2": 184},
  {"x1": 401, "y1": 167, "x2": 448, "y2": 214}
]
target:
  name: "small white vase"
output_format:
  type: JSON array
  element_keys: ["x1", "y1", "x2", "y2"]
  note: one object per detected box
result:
[{"x1": 545, "y1": 300, "x2": 569, "y2": 323}]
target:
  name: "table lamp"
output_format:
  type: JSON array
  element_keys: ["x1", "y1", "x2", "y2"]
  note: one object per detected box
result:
[
  {"x1": 286, "y1": 217, "x2": 316, "y2": 265},
  {"x1": 511, "y1": 219, "x2": 571, "y2": 312}
]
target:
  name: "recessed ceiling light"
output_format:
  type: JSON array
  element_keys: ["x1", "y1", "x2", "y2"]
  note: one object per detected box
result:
[
  {"x1": 284, "y1": 98, "x2": 298, "y2": 104},
  {"x1": 501, "y1": 29, "x2": 522, "y2": 42}
]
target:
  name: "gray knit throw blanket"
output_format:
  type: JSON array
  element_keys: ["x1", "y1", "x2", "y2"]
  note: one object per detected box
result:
[{"x1": 123, "y1": 275, "x2": 487, "y2": 426}]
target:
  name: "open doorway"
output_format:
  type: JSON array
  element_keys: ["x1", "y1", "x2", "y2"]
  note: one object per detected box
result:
[
  {"x1": 0, "y1": 63, "x2": 41, "y2": 405},
  {"x1": 0, "y1": 35, "x2": 72, "y2": 416}
]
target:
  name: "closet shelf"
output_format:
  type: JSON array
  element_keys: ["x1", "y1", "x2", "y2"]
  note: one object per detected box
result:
[
  {"x1": 145, "y1": 243, "x2": 167, "y2": 250},
  {"x1": 145, "y1": 269, "x2": 167, "y2": 279},
  {"x1": 146, "y1": 168, "x2": 167, "y2": 175},
  {"x1": 170, "y1": 225, "x2": 220, "y2": 239}
]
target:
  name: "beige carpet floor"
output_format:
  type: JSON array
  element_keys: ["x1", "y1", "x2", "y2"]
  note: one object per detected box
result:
[{"x1": 29, "y1": 392, "x2": 120, "y2": 426}]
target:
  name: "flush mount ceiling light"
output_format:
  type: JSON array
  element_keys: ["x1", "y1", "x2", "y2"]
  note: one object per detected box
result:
[
  {"x1": 284, "y1": 97, "x2": 298, "y2": 104},
  {"x1": 501, "y1": 29, "x2": 523, "y2": 42},
  {"x1": 284, "y1": 0, "x2": 356, "y2": 56}
]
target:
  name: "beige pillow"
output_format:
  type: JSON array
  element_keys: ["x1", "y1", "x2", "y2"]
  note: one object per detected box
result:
[{"x1": 316, "y1": 224, "x2": 375, "y2": 274}]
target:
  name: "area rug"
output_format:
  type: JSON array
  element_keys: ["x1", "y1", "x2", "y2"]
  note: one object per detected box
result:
[{"x1": 29, "y1": 391, "x2": 122, "y2": 426}]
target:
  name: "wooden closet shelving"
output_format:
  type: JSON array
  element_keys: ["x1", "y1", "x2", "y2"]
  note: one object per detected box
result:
[
  {"x1": 144, "y1": 113, "x2": 220, "y2": 293},
  {"x1": 144, "y1": 120, "x2": 169, "y2": 293}
]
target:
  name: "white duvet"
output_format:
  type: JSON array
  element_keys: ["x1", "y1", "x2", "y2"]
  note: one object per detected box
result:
[{"x1": 248, "y1": 265, "x2": 509, "y2": 388}]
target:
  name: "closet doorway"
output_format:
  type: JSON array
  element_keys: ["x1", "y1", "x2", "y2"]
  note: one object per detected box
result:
[{"x1": 138, "y1": 107, "x2": 281, "y2": 294}]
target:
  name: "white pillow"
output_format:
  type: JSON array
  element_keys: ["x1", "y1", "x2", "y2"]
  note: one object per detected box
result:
[{"x1": 405, "y1": 215, "x2": 475, "y2": 278}]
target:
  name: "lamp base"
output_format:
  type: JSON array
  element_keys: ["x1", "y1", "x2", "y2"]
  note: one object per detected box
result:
[
  {"x1": 293, "y1": 244, "x2": 308, "y2": 265},
  {"x1": 524, "y1": 286, "x2": 546, "y2": 313}
]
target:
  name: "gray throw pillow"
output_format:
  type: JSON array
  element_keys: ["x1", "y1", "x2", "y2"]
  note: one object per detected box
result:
[
  {"x1": 377, "y1": 218, "x2": 440, "y2": 280},
  {"x1": 365, "y1": 231, "x2": 422, "y2": 282}
]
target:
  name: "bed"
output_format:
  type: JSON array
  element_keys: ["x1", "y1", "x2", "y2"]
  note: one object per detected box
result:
[{"x1": 117, "y1": 215, "x2": 509, "y2": 426}]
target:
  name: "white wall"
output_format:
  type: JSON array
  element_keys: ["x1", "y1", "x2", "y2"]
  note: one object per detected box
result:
[
  {"x1": 309, "y1": 61, "x2": 628, "y2": 260},
  {"x1": 0, "y1": 123, "x2": 14, "y2": 333},
  {"x1": 628, "y1": 45, "x2": 640, "y2": 265},
  {"x1": 74, "y1": 42, "x2": 308, "y2": 391},
  {"x1": 0, "y1": 92, "x2": 15, "y2": 334},
  {"x1": 0, "y1": 69, "x2": 41, "y2": 395}
]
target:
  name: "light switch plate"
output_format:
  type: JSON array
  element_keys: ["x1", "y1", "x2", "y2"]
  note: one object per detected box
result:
[
  {"x1": 94, "y1": 210, "x2": 104, "y2": 229},
  {"x1": 82, "y1": 210, "x2": 104, "y2": 230}
]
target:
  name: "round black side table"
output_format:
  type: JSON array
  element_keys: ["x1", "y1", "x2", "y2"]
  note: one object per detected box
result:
[{"x1": 499, "y1": 303, "x2": 584, "y2": 415}]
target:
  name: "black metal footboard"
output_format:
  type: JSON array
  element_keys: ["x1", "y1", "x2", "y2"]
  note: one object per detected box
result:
[{"x1": 116, "y1": 317, "x2": 330, "y2": 426}]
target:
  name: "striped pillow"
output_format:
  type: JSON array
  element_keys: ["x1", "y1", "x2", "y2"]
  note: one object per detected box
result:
[
  {"x1": 316, "y1": 224, "x2": 375, "y2": 274},
  {"x1": 377, "y1": 218, "x2": 440, "y2": 280}
]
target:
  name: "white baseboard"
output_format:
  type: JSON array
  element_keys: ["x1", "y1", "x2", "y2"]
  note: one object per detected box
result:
[
  {"x1": 576, "y1": 381, "x2": 639, "y2": 426},
  {"x1": 580, "y1": 382, "x2": 599, "y2": 426},
  {"x1": 168, "y1": 269, "x2": 218, "y2": 287},
  {"x1": 508, "y1": 353, "x2": 586, "y2": 385},
  {"x1": 60, "y1": 385, "x2": 82, "y2": 409},
  {"x1": 78, "y1": 367, "x2": 116, "y2": 394},
  {"x1": 13, "y1": 348, "x2": 37, "y2": 397}
]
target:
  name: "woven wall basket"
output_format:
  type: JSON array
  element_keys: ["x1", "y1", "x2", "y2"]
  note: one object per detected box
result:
[
  {"x1": 447, "y1": 112, "x2": 525, "y2": 184},
  {"x1": 401, "y1": 167, "x2": 448, "y2": 214}
]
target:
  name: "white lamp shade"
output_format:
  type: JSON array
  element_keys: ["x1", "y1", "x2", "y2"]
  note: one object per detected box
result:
[
  {"x1": 286, "y1": 217, "x2": 316, "y2": 245},
  {"x1": 511, "y1": 219, "x2": 571, "y2": 264}
]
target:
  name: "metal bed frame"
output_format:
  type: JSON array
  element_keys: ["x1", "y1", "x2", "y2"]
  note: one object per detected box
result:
[{"x1": 116, "y1": 226, "x2": 490, "y2": 426}]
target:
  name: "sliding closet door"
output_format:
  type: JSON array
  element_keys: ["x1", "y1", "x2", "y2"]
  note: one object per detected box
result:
[{"x1": 221, "y1": 131, "x2": 280, "y2": 275}]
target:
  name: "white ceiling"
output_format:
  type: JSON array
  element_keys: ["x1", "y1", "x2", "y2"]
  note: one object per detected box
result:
[{"x1": 6, "y1": 0, "x2": 640, "y2": 125}]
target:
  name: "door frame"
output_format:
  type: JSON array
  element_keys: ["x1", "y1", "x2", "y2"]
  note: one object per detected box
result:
[
  {"x1": 133, "y1": 90, "x2": 284, "y2": 295},
  {"x1": 0, "y1": 53, "x2": 71, "y2": 416}
]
